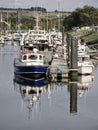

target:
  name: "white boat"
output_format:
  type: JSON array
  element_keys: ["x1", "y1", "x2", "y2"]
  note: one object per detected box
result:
[
  {"x1": 4, "y1": 33, "x2": 13, "y2": 41},
  {"x1": 49, "y1": 27, "x2": 62, "y2": 46},
  {"x1": 21, "y1": 15, "x2": 50, "y2": 49},
  {"x1": 0, "y1": 35, "x2": 5, "y2": 46},
  {"x1": 20, "y1": 26, "x2": 51, "y2": 52},
  {"x1": 78, "y1": 40, "x2": 94, "y2": 75}
]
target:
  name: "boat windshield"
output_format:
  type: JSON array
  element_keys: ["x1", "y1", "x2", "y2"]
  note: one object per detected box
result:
[
  {"x1": 28, "y1": 55, "x2": 37, "y2": 60},
  {"x1": 39, "y1": 55, "x2": 43, "y2": 60},
  {"x1": 22, "y1": 55, "x2": 27, "y2": 60},
  {"x1": 21, "y1": 53, "x2": 44, "y2": 62}
]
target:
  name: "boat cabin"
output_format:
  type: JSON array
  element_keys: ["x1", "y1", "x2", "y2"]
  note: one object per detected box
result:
[{"x1": 20, "y1": 50, "x2": 46, "y2": 66}]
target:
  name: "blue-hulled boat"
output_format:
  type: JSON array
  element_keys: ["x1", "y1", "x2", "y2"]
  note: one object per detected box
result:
[{"x1": 14, "y1": 49, "x2": 49, "y2": 78}]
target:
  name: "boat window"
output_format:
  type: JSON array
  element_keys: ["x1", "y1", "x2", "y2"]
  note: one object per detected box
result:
[
  {"x1": 78, "y1": 57, "x2": 82, "y2": 62},
  {"x1": 23, "y1": 55, "x2": 27, "y2": 60},
  {"x1": 85, "y1": 57, "x2": 89, "y2": 61},
  {"x1": 28, "y1": 55, "x2": 37, "y2": 60},
  {"x1": 39, "y1": 55, "x2": 43, "y2": 60},
  {"x1": 83, "y1": 57, "x2": 85, "y2": 61}
]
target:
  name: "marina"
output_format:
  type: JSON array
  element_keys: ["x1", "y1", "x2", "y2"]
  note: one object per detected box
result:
[
  {"x1": 0, "y1": 41, "x2": 98, "y2": 130},
  {"x1": 0, "y1": 4, "x2": 98, "y2": 130}
]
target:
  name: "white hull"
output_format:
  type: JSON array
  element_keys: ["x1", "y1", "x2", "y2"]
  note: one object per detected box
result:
[{"x1": 78, "y1": 65, "x2": 93, "y2": 75}]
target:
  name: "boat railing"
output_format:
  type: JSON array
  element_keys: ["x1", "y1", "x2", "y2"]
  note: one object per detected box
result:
[{"x1": 14, "y1": 58, "x2": 48, "y2": 66}]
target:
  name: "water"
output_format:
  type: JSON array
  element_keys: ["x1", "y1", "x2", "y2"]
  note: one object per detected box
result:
[{"x1": 0, "y1": 43, "x2": 98, "y2": 130}]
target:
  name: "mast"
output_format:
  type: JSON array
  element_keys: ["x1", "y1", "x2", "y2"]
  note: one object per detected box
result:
[{"x1": 46, "y1": 3, "x2": 48, "y2": 31}]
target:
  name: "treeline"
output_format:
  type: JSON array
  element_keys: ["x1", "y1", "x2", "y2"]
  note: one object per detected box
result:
[
  {"x1": 1, "y1": 5, "x2": 98, "y2": 31},
  {"x1": 63, "y1": 5, "x2": 98, "y2": 31},
  {"x1": 0, "y1": 7, "x2": 47, "y2": 12}
]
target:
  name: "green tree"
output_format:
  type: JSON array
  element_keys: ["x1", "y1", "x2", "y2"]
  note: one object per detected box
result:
[{"x1": 63, "y1": 5, "x2": 98, "y2": 31}]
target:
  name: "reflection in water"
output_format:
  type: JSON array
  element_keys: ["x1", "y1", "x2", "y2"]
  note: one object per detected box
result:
[
  {"x1": 14, "y1": 73, "x2": 49, "y2": 86},
  {"x1": 69, "y1": 82, "x2": 77, "y2": 114},
  {"x1": 68, "y1": 74, "x2": 94, "y2": 114},
  {"x1": 13, "y1": 75, "x2": 52, "y2": 118},
  {"x1": 77, "y1": 75, "x2": 94, "y2": 97},
  {"x1": 14, "y1": 73, "x2": 94, "y2": 118}
]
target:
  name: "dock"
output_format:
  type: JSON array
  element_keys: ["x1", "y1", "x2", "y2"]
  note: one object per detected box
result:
[{"x1": 49, "y1": 57, "x2": 68, "y2": 82}]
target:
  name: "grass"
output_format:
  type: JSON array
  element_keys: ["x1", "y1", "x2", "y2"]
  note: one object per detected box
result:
[{"x1": 83, "y1": 32, "x2": 98, "y2": 43}]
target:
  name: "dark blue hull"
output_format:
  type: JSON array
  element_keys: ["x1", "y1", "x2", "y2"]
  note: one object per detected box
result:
[
  {"x1": 14, "y1": 74, "x2": 49, "y2": 87},
  {"x1": 14, "y1": 65, "x2": 48, "y2": 75}
]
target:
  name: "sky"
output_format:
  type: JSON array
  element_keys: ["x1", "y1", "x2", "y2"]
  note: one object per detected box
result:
[{"x1": 0, "y1": 0, "x2": 98, "y2": 11}]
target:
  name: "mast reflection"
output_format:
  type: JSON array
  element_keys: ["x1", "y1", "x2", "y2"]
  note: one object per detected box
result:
[{"x1": 68, "y1": 75, "x2": 94, "y2": 114}]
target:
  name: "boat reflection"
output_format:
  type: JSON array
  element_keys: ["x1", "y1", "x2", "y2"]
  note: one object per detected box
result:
[
  {"x1": 77, "y1": 75, "x2": 94, "y2": 97},
  {"x1": 68, "y1": 75, "x2": 94, "y2": 114},
  {"x1": 14, "y1": 74, "x2": 49, "y2": 86},
  {"x1": 13, "y1": 74, "x2": 52, "y2": 118},
  {"x1": 13, "y1": 74, "x2": 94, "y2": 117}
]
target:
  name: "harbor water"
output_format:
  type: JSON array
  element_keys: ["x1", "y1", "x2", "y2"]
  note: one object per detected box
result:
[{"x1": 0, "y1": 43, "x2": 98, "y2": 130}]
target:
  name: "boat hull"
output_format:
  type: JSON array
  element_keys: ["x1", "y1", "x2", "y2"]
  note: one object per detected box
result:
[
  {"x1": 78, "y1": 65, "x2": 93, "y2": 75},
  {"x1": 14, "y1": 65, "x2": 48, "y2": 77}
]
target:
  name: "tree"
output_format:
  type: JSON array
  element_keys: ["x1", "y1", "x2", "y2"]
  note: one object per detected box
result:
[{"x1": 63, "y1": 5, "x2": 98, "y2": 31}]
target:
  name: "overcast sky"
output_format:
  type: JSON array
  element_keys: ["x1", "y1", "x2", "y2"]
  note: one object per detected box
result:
[{"x1": 0, "y1": 0, "x2": 98, "y2": 11}]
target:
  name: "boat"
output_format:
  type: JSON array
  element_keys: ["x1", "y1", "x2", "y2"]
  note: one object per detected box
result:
[
  {"x1": 78, "y1": 53, "x2": 94, "y2": 75},
  {"x1": 14, "y1": 48, "x2": 49, "y2": 78},
  {"x1": 0, "y1": 35, "x2": 5, "y2": 46},
  {"x1": 78, "y1": 39, "x2": 94, "y2": 75}
]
